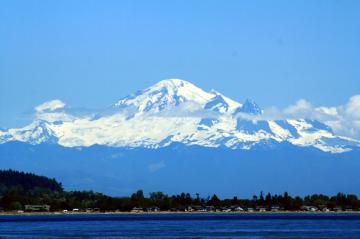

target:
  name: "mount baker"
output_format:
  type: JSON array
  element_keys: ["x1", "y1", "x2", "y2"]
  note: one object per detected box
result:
[{"x1": 1, "y1": 79, "x2": 359, "y2": 154}]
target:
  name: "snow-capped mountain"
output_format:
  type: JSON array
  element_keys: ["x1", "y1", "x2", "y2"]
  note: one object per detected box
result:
[
  {"x1": 113, "y1": 79, "x2": 240, "y2": 115},
  {"x1": 1, "y1": 79, "x2": 359, "y2": 153}
]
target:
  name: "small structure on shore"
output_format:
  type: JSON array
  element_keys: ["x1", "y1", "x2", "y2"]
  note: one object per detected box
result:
[
  {"x1": 257, "y1": 207, "x2": 267, "y2": 212},
  {"x1": 271, "y1": 206, "x2": 280, "y2": 212},
  {"x1": 145, "y1": 207, "x2": 160, "y2": 212},
  {"x1": 246, "y1": 207, "x2": 254, "y2": 212},
  {"x1": 24, "y1": 204, "x2": 50, "y2": 212},
  {"x1": 301, "y1": 206, "x2": 318, "y2": 212},
  {"x1": 131, "y1": 207, "x2": 144, "y2": 213},
  {"x1": 232, "y1": 206, "x2": 244, "y2": 212},
  {"x1": 85, "y1": 208, "x2": 100, "y2": 213}
]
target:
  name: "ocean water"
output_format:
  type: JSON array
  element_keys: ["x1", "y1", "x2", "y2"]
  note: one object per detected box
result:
[{"x1": 0, "y1": 213, "x2": 359, "y2": 238}]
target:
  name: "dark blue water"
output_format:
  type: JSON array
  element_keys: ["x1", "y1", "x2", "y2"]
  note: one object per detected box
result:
[{"x1": 0, "y1": 213, "x2": 360, "y2": 238}]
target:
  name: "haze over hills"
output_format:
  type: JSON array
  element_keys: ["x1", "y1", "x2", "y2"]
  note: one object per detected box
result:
[{"x1": 0, "y1": 79, "x2": 359, "y2": 153}]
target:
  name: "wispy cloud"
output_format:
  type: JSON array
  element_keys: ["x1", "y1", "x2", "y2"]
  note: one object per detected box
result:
[
  {"x1": 148, "y1": 161, "x2": 166, "y2": 173},
  {"x1": 31, "y1": 95, "x2": 360, "y2": 140},
  {"x1": 258, "y1": 95, "x2": 360, "y2": 139},
  {"x1": 34, "y1": 100, "x2": 73, "y2": 123},
  {"x1": 35, "y1": 100, "x2": 65, "y2": 112}
]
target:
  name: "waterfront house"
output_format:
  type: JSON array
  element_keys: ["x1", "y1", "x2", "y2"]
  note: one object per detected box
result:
[
  {"x1": 25, "y1": 204, "x2": 50, "y2": 212},
  {"x1": 221, "y1": 207, "x2": 232, "y2": 212},
  {"x1": 257, "y1": 207, "x2": 267, "y2": 212},
  {"x1": 271, "y1": 206, "x2": 280, "y2": 212},
  {"x1": 205, "y1": 206, "x2": 215, "y2": 212},
  {"x1": 301, "y1": 206, "x2": 318, "y2": 212},
  {"x1": 131, "y1": 207, "x2": 143, "y2": 213},
  {"x1": 334, "y1": 207, "x2": 342, "y2": 212},
  {"x1": 322, "y1": 207, "x2": 330, "y2": 212},
  {"x1": 192, "y1": 205, "x2": 207, "y2": 212},
  {"x1": 232, "y1": 206, "x2": 244, "y2": 212},
  {"x1": 146, "y1": 207, "x2": 160, "y2": 212},
  {"x1": 246, "y1": 207, "x2": 254, "y2": 212}
]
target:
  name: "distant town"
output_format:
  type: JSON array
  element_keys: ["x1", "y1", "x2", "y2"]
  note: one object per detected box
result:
[{"x1": 0, "y1": 170, "x2": 359, "y2": 214}]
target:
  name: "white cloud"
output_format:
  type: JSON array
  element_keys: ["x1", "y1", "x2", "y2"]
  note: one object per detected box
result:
[
  {"x1": 261, "y1": 95, "x2": 360, "y2": 139},
  {"x1": 284, "y1": 99, "x2": 313, "y2": 117},
  {"x1": 148, "y1": 161, "x2": 166, "y2": 173},
  {"x1": 345, "y1": 95, "x2": 360, "y2": 118},
  {"x1": 35, "y1": 100, "x2": 65, "y2": 112},
  {"x1": 316, "y1": 106, "x2": 338, "y2": 116},
  {"x1": 333, "y1": 95, "x2": 360, "y2": 139},
  {"x1": 30, "y1": 96, "x2": 360, "y2": 140},
  {"x1": 34, "y1": 100, "x2": 76, "y2": 123},
  {"x1": 36, "y1": 112, "x2": 76, "y2": 122}
]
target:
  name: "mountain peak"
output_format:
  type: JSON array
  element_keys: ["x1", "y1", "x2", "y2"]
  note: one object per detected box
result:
[
  {"x1": 114, "y1": 79, "x2": 214, "y2": 113},
  {"x1": 204, "y1": 94, "x2": 230, "y2": 113},
  {"x1": 2, "y1": 114, "x2": 356, "y2": 153},
  {"x1": 154, "y1": 78, "x2": 189, "y2": 88},
  {"x1": 234, "y1": 99, "x2": 262, "y2": 115},
  {"x1": 3, "y1": 79, "x2": 358, "y2": 153}
]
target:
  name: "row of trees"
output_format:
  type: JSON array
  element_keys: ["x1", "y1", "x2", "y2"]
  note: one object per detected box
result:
[
  {"x1": 2, "y1": 189, "x2": 359, "y2": 211},
  {"x1": 0, "y1": 170, "x2": 359, "y2": 211},
  {"x1": 128, "y1": 190, "x2": 360, "y2": 211}
]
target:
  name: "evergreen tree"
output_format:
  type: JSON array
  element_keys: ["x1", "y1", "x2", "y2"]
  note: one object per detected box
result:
[{"x1": 208, "y1": 194, "x2": 221, "y2": 207}]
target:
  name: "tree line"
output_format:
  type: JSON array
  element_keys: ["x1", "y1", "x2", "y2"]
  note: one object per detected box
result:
[{"x1": 0, "y1": 169, "x2": 359, "y2": 211}]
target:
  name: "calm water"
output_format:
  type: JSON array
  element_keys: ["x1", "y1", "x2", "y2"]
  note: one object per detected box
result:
[{"x1": 0, "y1": 213, "x2": 359, "y2": 238}]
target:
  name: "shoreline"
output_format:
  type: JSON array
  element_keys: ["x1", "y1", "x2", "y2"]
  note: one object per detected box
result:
[{"x1": 1, "y1": 211, "x2": 359, "y2": 216}]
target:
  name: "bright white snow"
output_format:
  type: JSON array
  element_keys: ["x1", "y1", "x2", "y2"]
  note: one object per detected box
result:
[{"x1": 1, "y1": 79, "x2": 359, "y2": 153}]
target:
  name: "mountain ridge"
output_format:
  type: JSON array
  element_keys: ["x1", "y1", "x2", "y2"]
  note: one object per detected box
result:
[{"x1": 1, "y1": 79, "x2": 359, "y2": 153}]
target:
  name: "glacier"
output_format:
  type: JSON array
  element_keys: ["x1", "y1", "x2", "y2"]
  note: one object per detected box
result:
[{"x1": 1, "y1": 79, "x2": 359, "y2": 153}]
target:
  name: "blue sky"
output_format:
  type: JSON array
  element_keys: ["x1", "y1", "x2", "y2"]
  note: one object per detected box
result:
[{"x1": 1, "y1": 0, "x2": 359, "y2": 128}]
